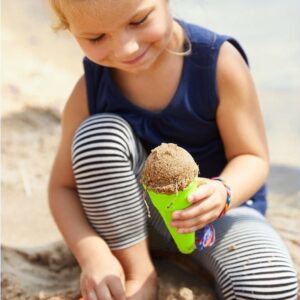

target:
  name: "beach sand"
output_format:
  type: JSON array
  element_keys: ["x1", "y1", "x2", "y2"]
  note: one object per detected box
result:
[{"x1": 1, "y1": 0, "x2": 299, "y2": 299}]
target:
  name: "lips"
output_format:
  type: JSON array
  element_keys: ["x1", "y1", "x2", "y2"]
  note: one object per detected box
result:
[{"x1": 121, "y1": 47, "x2": 149, "y2": 65}]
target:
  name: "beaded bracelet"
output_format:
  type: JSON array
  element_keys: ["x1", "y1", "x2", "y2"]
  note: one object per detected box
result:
[{"x1": 211, "y1": 177, "x2": 232, "y2": 218}]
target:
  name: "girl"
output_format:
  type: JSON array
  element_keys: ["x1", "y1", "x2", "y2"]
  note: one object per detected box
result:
[{"x1": 48, "y1": 0, "x2": 298, "y2": 299}]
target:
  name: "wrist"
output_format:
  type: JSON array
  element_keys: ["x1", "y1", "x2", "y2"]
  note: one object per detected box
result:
[
  {"x1": 211, "y1": 177, "x2": 232, "y2": 218},
  {"x1": 75, "y1": 236, "x2": 112, "y2": 268}
]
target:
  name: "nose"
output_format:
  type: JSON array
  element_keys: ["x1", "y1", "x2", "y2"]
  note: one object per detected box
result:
[{"x1": 112, "y1": 31, "x2": 140, "y2": 60}]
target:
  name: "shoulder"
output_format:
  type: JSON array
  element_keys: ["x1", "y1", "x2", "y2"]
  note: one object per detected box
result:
[
  {"x1": 49, "y1": 75, "x2": 89, "y2": 189},
  {"x1": 182, "y1": 21, "x2": 216, "y2": 52},
  {"x1": 62, "y1": 75, "x2": 89, "y2": 136},
  {"x1": 82, "y1": 57, "x2": 106, "y2": 114},
  {"x1": 218, "y1": 41, "x2": 249, "y2": 75},
  {"x1": 215, "y1": 43, "x2": 268, "y2": 161},
  {"x1": 183, "y1": 21, "x2": 247, "y2": 72},
  {"x1": 216, "y1": 41, "x2": 254, "y2": 107},
  {"x1": 182, "y1": 20, "x2": 248, "y2": 63}
]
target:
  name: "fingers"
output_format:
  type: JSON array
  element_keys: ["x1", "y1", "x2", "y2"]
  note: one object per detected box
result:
[
  {"x1": 88, "y1": 290, "x2": 99, "y2": 300},
  {"x1": 80, "y1": 276, "x2": 89, "y2": 300},
  {"x1": 171, "y1": 180, "x2": 219, "y2": 220},
  {"x1": 81, "y1": 285, "x2": 100, "y2": 300},
  {"x1": 171, "y1": 210, "x2": 216, "y2": 233},
  {"x1": 171, "y1": 182, "x2": 220, "y2": 233},
  {"x1": 171, "y1": 197, "x2": 220, "y2": 231},
  {"x1": 187, "y1": 181, "x2": 215, "y2": 203},
  {"x1": 107, "y1": 276, "x2": 126, "y2": 300},
  {"x1": 172, "y1": 190, "x2": 217, "y2": 222},
  {"x1": 81, "y1": 276, "x2": 111, "y2": 300},
  {"x1": 83, "y1": 286, "x2": 112, "y2": 300},
  {"x1": 94, "y1": 285, "x2": 113, "y2": 300},
  {"x1": 81, "y1": 277, "x2": 126, "y2": 300}
]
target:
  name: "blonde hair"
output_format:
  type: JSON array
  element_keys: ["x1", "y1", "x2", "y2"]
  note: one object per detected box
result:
[
  {"x1": 48, "y1": 0, "x2": 70, "y2": 31},
  {"x1": 166, "y1": 35, "x2": 192, "y2": 56},
  {"x1": 48, "y1": 0, "x2": 192, "y2": 56}
]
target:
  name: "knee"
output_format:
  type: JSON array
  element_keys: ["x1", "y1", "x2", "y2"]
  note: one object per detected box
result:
[
  {"x1": 218, "y1": 260, "x2": 299, "y2": 299},
  {"x1": 72, "y1": 113, "x2": 133, "y2": 166}
]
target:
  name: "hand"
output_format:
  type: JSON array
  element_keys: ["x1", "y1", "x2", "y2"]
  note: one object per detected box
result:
[
  {"x1": 80, "y1": 253, "x2": 126, "y2": 300},
  {"x1": 171, "y1": 178, "x2": 227, "y2": 233}
]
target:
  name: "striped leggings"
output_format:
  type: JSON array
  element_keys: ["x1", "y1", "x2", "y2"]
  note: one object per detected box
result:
[{"x1": 72, "y1": 113, "x2": 298, "y2": 300}]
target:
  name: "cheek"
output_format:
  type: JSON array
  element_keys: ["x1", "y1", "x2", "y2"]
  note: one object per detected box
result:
[
  {"x1": 77, "y1": 40, "x2": 109, "y2": 62},
  {"x1": 140, "y1": 18, "x2": 173, "y2": 45}
]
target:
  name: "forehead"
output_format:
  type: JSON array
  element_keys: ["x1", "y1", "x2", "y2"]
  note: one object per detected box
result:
[{"x1": 65, "y1": 0, "x2": 155, "y2": 35}]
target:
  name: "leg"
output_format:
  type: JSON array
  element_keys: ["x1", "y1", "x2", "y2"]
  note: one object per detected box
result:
[
  {"x1": 191, "y1": 206, "x2": 299, "y2": 300},
  {"x1": 72, "y1": 113, "x2": 147, "y2": 249},
  {"x1": 72, "y1": 113, "x2": 157, "y2": 299}
]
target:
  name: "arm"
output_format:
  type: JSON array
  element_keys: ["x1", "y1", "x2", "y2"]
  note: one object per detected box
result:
[
  {"x1": 172, "y1": 42, "x2": 269, "y2": 233},
  {"x1": 48, "y1": 75, "x2": 107, "y2": 268},
  {"x1": 216, "y1": 41, "x2": 269, "y2": 207},
  {"x1": 48, "y1": 76, "x2": 126, "y2": 299},
  {"x1": 49, "y1": 76, "x2": 156, "y2": 299}
]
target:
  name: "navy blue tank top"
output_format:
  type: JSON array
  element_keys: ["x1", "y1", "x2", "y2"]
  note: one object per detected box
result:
[{"x1": 83, "y1": 20, "x2": 267, "y2": 215}]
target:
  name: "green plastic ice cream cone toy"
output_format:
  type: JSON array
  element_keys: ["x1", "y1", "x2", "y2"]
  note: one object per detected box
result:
[
  {"x1": 141, "y1": 143, "x2": 201, "y2": 254},
  {"x1": 144, "y1": 178, "x2": 198, "y2": 254}
]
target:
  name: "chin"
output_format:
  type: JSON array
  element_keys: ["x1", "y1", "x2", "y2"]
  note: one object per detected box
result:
[
  {"x1": 126, "y1": 59, "x2": 155, "y2": 71},
  {"x1": 97, "y1": 43, "x2": 165, "y2": 73}
]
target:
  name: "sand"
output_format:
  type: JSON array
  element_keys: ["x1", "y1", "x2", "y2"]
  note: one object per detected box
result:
[
  {"x1": 2, "y1": 163, "x2": 300, "y2": 299},
  {"x1": 1, "y1": 242, "x2": 216, "y2": 300},
  {"x1": 1, "y1": 1, "x2": 300, "y2": 299},
  {"x1": 142, "y1": 143, "x2": 199, "y2": 194}
]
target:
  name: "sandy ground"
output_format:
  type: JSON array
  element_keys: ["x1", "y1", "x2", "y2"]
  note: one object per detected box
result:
[{"x1": 1, "y1": 0, "x2": 300, "y2": 299}]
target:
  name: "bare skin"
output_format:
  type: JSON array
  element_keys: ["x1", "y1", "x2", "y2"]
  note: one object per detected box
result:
[
  {"x1": 49, "y1": 75, "x2": 157, "y2": 300},
  {"x1": 49, "y1": 0, "x2": 184, "y2": 298},
  {"x1": 171, "y1": 42, "x2": 269, "y2": 233},
  {"x1": 49, "y1": 0, "x2": 269, "y2": 299}
]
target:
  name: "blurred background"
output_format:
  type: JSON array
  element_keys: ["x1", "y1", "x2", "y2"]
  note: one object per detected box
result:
[
  {"x1": 1, "y1": 1, "x2": 300, "y2": 298},
  {"x1": 2, "y1": 0, "x2": 300, "y2": 245}
]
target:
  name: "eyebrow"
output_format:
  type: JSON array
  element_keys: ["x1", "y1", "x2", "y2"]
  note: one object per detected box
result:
[{"x1": 78, "y1": 7, "x2": 153, "y2": 37}]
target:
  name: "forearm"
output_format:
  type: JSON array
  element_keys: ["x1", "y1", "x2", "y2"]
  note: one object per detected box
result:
[
  {"x1": 48, "y1": 186, "x2": 112, "y2": 268},
  {"x1": 113, "y1": 239, "x2": 155, "y2": 279},
  {"x1": 48, "y1": 186, "x2": 155, "y2": 278},
  {"x1": 219, "y1": 154, "x2": 269, "y2": 208}
]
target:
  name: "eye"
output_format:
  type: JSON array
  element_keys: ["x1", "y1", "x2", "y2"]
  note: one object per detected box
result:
[
  {"x1": 89, "y1": 34, "x2": 105, "y2": 44},
  {"x1": 130, "y1": 13, "x2": 149, "y2": 26}
]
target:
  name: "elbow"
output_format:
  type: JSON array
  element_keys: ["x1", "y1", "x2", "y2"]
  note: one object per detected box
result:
[
  {"x1": 259, "y1": 148, "x2": 270, "y2": 181},
  {"x1": 47, "y1": 173, "x2": 63, "y2": 216},
  {"x1": 251, "y1": 152, "x2": 269, "y2": 185},
  {"x1": 249, "y1": 150, "x2": 269, "y2": 182},
  {"x1": 262, "y1": 156, "x2": 270, "y2": 183},
  {"x1": 48, "y1": 177, "x2": 57, "y2": 217},
  {"x1": 47, "y1": 175, "x2": 77, "y2": 214}
]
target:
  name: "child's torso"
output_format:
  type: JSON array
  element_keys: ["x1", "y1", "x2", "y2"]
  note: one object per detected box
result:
[{"x1": 83, "y1": 20, "x2": 267, "y2": 215}]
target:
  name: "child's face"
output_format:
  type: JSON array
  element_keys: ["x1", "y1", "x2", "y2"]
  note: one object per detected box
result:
[{"x1": 66, "y1": 0, "x2": 176, "y2": 73}]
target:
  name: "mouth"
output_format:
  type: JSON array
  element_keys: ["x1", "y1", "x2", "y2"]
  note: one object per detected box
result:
[{"x1": 121, "y1": 47, "x2": 149, "y2": 65}]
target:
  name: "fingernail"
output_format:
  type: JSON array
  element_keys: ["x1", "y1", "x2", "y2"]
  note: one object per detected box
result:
[
  {"x1": 88, "y1": 291, "x2": 97, "y2": 300},
  {"x1": 173, "y1": 212, "x2": 180, "y2": 218}
]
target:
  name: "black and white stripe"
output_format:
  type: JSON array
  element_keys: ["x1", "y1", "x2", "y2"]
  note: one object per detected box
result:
[
  {"x1": 72, "y1": 113, "x2": 147, "y2": 250},
  {"x1": 71, "y1": 113, "x2": 298, "y2": 298},
  {"x1": 190, "y1": 207, "x2": 299, "y2": 299}
]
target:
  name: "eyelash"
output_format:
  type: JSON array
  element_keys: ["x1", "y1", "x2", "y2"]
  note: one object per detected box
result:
[
  {"x1": 130, "y1": 14, "x2": 149, "y2": 26},
  {"x1": 89, "y1": 14, "x2": 149, "y2": 44},
  {"x1": 89, "y1": 35, "x2": 105, "y2": 44}
]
